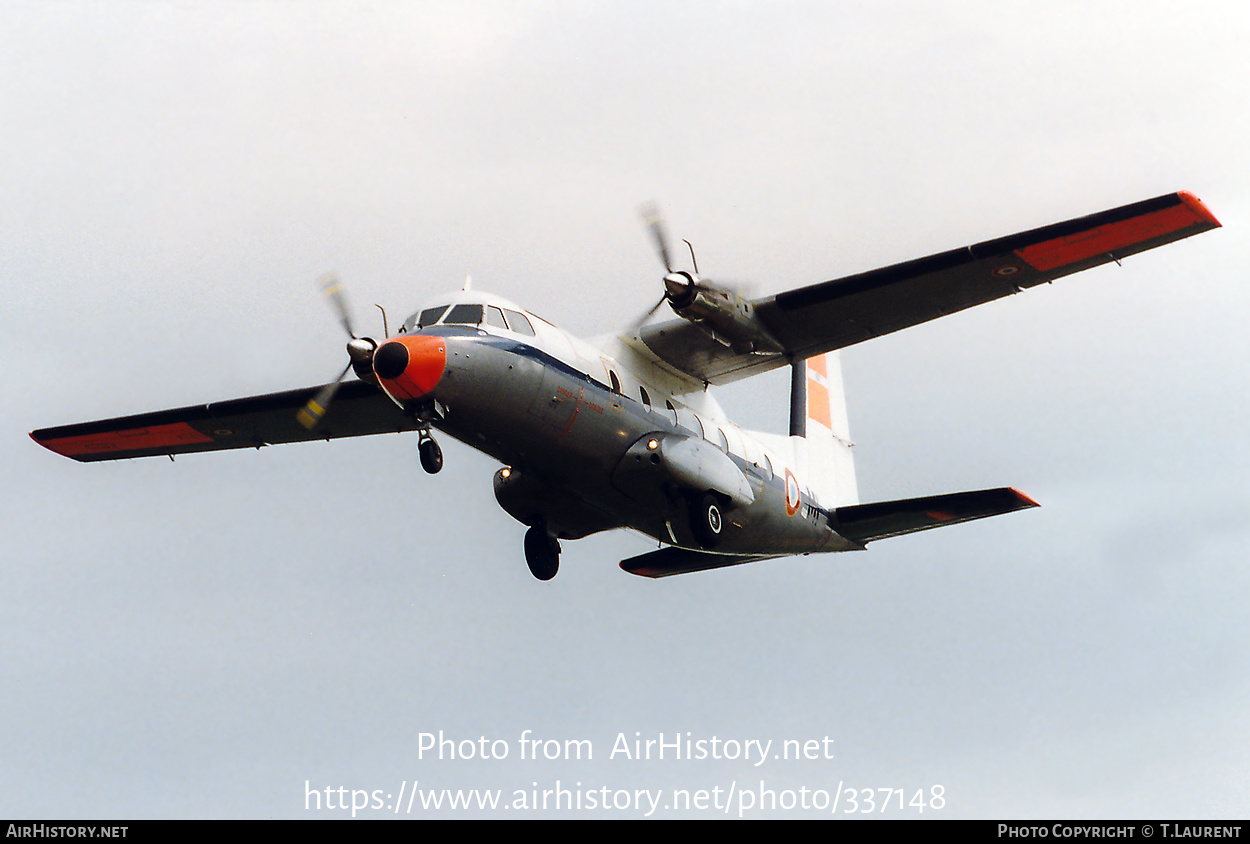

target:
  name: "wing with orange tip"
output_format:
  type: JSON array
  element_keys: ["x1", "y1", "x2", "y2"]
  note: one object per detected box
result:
[
  {"x1": 31, "y1": 381, "x2": 421, "y2": 462},
  {"x1": 639, "y1": 191, "x2": 1221, "y2": 384}
]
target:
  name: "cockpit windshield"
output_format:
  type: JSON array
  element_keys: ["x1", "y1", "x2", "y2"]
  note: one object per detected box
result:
[
  {"x1": 418, "y1": 305, "x2": 448, "y2": 327},
  {"x1": 443, "y1": 304, "x2": 484, "y2": 325},
  {"x1": 400, "y1": 305, "x2": 447, "y2": 333},
  {"x1": 398, "y1": 301, "x2": 537, "y2": 337}
]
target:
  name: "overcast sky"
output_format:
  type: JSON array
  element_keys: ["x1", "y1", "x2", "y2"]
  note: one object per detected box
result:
[{"x1": 3, "y1": 0, "x2": 1248, "y2": 819}]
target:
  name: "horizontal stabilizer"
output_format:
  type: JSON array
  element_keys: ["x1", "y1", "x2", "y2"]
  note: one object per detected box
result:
[
  {"x1": 620, "y1": 547, "x2": 779, "y2": 578},
  {"x1": 830, "y1": 487, "x2": 1038, "y2": 544}
]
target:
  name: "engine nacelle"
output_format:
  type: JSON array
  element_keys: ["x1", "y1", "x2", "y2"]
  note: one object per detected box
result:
[{"x1": 663, "y1": 272, "x2": 783, "y2": 354}]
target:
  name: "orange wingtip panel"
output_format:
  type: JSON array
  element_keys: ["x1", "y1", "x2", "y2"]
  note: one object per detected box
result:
[
  {"x1": 1177, "y1": 191, "x2": 1221, "y2": 227},
  {"x1": 1016, "y1": 199, "x2": 1215, "y2": 271},
  {"x1": 1009, "y1": 488, "x2": 1041, "y2": 508},
  {"x1": 33, "y1": 422, "x2": 213, "y2": 458}
]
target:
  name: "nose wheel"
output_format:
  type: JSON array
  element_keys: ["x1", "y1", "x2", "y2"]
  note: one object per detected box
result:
[
  {"x1": 524, "y1": 526, "x2": 560, "y2": 581},
  {"x1": 418, "y1": 434, "x2": 443, "y2": 474}
]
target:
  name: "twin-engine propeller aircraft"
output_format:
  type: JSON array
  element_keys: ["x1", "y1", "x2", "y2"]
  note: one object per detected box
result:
[{"x1": 33, "y1": 192, "x2": 1220, "y2": 580}]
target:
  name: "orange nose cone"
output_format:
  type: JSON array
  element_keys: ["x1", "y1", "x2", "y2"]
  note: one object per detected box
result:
[{"x1": 373, "y1": 335, "x2": 446, "y2": 400}]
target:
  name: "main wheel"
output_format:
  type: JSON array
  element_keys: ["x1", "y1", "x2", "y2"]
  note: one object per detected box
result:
[
  {"x1": 524, "y1": 526, "x2": 560, "y2": 581},
  {"x1": 691, "y1": 492, "x2": 724, "y2": 549},
  {"x1": 418, "y1": 437, "x2": 443, "y2": 474}
]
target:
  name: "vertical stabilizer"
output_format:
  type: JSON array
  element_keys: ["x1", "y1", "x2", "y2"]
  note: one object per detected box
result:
[
  {"x1": 792, "y1": 353, "x2": 857, "y2": 508},
  {"x1": 789, "y1": 360, "x2": 807, "y2": 437}
]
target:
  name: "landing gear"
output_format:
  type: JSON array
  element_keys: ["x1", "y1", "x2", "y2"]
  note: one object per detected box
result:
[
  {"x1": 524, "y1": 526, "x2": 560, "y2": 581},
  {"x1": 691, "y1": 492, "x2": 724, "y2": 549},
  {"x1": 418, "y1": 434, "x2": 443, "y2": 474}
]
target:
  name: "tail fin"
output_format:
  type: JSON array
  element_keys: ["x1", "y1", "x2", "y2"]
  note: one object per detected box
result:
[{"x1": 791, "y1": 352, "x2": 857, "y2": 508}]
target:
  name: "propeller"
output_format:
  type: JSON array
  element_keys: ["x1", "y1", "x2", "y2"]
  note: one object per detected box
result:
[
  {"x1": 295, "y1": 361, "x2": 353, "y2": 430},
  {"x1": 631, "y1": 205, "x2": 779, "y2": 353},
  {"x1": 641, "y1": 202, "x2": 675, "y2": 274},
  {"x1": 630, "y1": 203, "x2": 699, "y2": 333},
  {"x1": 297, "y1": 273, "x2": 379, "y2": 430}
]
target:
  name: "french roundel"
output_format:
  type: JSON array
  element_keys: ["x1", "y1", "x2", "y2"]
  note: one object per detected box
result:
[{"x1": 784, "y1": 469, "x2": 801, "y2": 516}]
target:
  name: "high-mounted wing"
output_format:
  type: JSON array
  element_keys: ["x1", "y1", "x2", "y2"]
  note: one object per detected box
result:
[
  {"x1": 31, "y1": 380, "x2": 421, "y2": 462},
  {"x1": 639, "y1": 191, "x2": 1220, "y2": 384}
]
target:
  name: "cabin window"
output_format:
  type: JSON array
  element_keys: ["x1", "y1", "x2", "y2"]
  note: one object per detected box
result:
[
  {"x1": 639, "y1": 386, "x2": 651, "y2": 409},
  {"x1": 504, "y1": 309, "x2": 535, "y2": 336},
  {"x1": 443, "y1": 304, "x2": 484, "y2": 325},
  {"x1": 485, "y1": 306, "x2": 508, "y2": 330},
  {"x1": 684, "y1": 412, "x2": 704, "y2": 438},
  {"x1": 714, "y1": 428, "x2": 729, "y2": 451},
  {"x1": 609, "y1": 370, "x2": 622, "y2": 394},
  {"x1": 666, "y1": 401, "x2": 678, "y2": 426}
]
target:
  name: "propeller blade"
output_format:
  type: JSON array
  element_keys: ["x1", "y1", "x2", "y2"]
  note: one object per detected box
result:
[
  {"x1": 319, "y1": 273, "x2": 356, "y2": 339},
  {"x1": 640, "y1": 202, "x2": 673, "y2": 273},
  {"x1": 296, "y1": 362, "x2": 353, "y2": 430},
  {"x1": 625, "y1": 293, "x2": 668, "y2": 336}
]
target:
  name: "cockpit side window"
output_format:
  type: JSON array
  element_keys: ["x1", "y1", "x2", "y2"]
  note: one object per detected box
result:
[
  {"x1": 485, "y1": 306, "x2": 508, "y2": 330},
  {"x1": 443, "y1": 304, "x2": 484, "y2": 325},
  {"x1": 503, "y1": 309, "x2": 535, "y2": 336}
]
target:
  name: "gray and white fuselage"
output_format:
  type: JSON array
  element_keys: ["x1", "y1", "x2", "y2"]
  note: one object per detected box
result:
[{"x1": 379, "y1": 289, "x2": 857, "y2": 558}]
